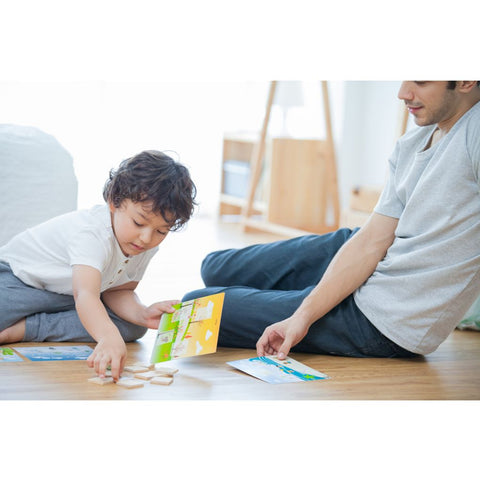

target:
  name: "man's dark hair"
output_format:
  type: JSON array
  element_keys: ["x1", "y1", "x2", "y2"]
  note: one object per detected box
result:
[
  {"x1": 103, "y1": 150, "x2": 197, "y2": 231},
  {"x1": 447, "y1": 81, "x2": 480, "y2": 89}
]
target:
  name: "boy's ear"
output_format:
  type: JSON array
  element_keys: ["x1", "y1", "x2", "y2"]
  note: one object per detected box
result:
[{"x1": 108, "y1": 201, "x2": 116, "y2": 213}]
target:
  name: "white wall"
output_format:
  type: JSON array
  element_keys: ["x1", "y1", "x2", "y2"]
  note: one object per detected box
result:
[
  {"x1": 0, "y1": 81, "x2": 407, "y2": 214},
  {"x1": 0, "y1": 81, "x2": 267, "y2": 216},
  {"x1": 337, "y1": 81, "x2": 404, "y2": 206}
]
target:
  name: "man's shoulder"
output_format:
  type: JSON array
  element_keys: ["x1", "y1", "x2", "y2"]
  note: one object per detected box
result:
[
  {"x1": 465, "y1": 101, "x2": 480, "y2": 133},
  {"x1": 394, "y1": 124, "x2": 435, "y2": 156},
  {"x1": 399, "y1": 124, "x2": 434, "y2": 143},
  {"x1": 464, "y1": 101, "x2": 480, "y2": 162}
]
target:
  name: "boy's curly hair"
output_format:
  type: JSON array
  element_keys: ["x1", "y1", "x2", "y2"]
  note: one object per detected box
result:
[{"x1": 103, "y1": 150, "x2": 197, "y2": 231}]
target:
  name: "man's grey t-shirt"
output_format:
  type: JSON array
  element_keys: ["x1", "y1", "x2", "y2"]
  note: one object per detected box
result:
[{"x1": 354, "y1": 101, "x2": 480, "y2": 354}]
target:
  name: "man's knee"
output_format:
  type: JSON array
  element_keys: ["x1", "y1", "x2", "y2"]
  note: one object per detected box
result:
[
  {"x1": 200, "y1": 250, "x2": 225, "y2": 286},
  {"x1": 182, "y1": 287, "x2": 223, "y2": 303},
  {"x1": 182, "y1": 289, "x2": 202, "y2": 302}
]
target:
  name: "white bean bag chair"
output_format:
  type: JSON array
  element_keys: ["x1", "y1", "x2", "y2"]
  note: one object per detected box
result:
[{"x1": 0, "y1": 124, "x2": 77, "y2": 246}]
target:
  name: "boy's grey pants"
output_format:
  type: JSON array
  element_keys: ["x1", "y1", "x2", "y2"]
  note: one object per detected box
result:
[{"x1": 0, "y1": 262, "x2": 147, "y2": 342}]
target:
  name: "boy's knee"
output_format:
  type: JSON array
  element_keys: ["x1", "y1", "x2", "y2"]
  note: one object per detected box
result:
[
  {"x1": 120, "y1": 324, "x2": 148, "y2": 342},
  {"x1": 106, "y1": 307, "x2": 147, "y2": 341}
]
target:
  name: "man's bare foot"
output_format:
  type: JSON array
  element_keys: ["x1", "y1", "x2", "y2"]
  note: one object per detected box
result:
[{"x1": 0, "y1": 319, "x2": 26, "y2": 344}]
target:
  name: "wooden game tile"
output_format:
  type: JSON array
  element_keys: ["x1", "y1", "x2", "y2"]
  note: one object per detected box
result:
[
  {"x1": 133, "y1": 361, "x2": 155, "y2": 370},
  {"x1": 116, "y1": 377, "x2": 144, "y2": 389},
  {"x1": 88, "y1": 376, "x2": 114, "y2": 386},
  {"x1": 154, "y1": 366, "x2": 178, "y2": 376},
  {"x1": 150, "y1": 376, "x2": 173, "y2": 386},
  {"x1": 124, "y1": 365, "x2": 150, "y2": 373},
  {"x1": 134, "y1": 370, "x2": 161, "y2": 380}
]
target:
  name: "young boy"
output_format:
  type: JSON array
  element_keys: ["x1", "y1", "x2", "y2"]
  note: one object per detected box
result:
[{"x1": 0, "y1": 150, "x2": 197, "y2": 381}]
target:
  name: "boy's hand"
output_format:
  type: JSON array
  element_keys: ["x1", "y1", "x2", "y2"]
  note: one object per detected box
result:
[
  {"x1": 87, "y1": 334, "x2": 127, "y2": 381},
  {"x1": 142, "y1": 299, "x2": 180, "y2": 329}
]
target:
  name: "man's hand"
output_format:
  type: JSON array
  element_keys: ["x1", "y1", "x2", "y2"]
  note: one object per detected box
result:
[
  {"x1": 142, "y1": 300, "x2": 180, "y2": 329},
  {"x1": 87, "y1": 334, "x2": 127, "y2": 381},
  {"x1": 256, "y1": 316, "x2": 310, "y2": 360}
]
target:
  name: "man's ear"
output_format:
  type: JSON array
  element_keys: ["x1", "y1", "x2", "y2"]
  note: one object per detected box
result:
[{"x1": 456, "y1": 81, "x2": 478, "y2": 93}]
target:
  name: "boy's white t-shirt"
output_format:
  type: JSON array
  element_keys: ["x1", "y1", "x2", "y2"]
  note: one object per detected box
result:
[
  {"x1": 0, "y1": 204, "x2": 158, "y2": 295},
  {"x1": 354, "y1": 100, "x2": 480, "y2": 355}
]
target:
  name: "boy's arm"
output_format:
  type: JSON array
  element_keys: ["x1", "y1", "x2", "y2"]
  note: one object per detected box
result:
[
  {"x1": 102, "y1": 283, "x2": 179, "y2": 329},
  {"x1": 72, "y1": 265, "x2": 127, "y2": 381},
  {"x1": 256, "y1": 212, "x2": 399, "y2": 359}
]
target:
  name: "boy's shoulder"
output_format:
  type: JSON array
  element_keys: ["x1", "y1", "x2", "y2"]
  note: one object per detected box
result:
[
  {"x1": 36, "y1": 204, "x2": 112, "y2": 243},
  {"x1": 83, "y1": 204, "x2": 111, "y2": 226},
  {"x1": 64, "y1": 204, "x2": 110, "y2": 228},
  {"x1": 68, "y1": 204, "x2": 113, "y2": 240}
]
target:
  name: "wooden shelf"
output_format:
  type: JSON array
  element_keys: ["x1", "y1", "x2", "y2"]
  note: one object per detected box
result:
[
  {"x1": 219, "y1": 134, "x2": 266, "y2": 216},
  {"x1": 219, "y1": 193, "x2": 266, "y2": 216}
]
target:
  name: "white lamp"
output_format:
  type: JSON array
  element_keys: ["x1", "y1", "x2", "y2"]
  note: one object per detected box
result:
[{"x1": 273, "y1": 81, "x2": 304, "y2": 137}]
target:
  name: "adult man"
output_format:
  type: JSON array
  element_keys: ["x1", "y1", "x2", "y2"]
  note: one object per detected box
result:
[{"x1": 183, "y1": 81, "x2": 480, "y2": 359}]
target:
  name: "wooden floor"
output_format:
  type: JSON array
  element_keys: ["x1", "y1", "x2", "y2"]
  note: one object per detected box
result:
[
  {"x1": 2, "y1": 326, "x2": 479, "y2": 401},
  {"x1": 1, "y1": 216, "x2": 480, "y2": 401}
]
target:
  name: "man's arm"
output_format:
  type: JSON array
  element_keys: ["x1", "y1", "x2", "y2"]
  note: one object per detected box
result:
[{"x1": 256, "y1": 212, "x2": 399, "y2": 359}]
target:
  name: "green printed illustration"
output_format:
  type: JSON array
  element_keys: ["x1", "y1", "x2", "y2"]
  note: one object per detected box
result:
[
  {"x1": 150, "y1": 292, "x2": 224, "y2": 363},
  {"x1": 0, "y1": 347, "x2": 24, "y2": 362}
]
